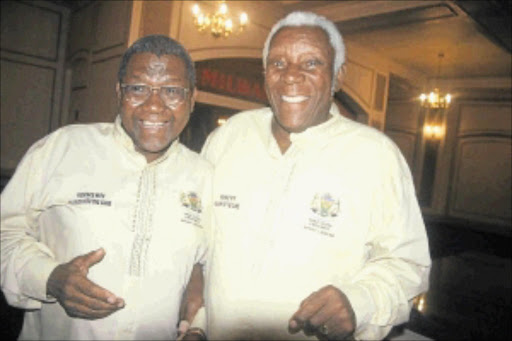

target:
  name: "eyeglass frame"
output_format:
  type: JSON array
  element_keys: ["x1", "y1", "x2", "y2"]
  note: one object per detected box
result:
[{"x1": 119, "y1": 83, "x2": 191, "y2": 107}]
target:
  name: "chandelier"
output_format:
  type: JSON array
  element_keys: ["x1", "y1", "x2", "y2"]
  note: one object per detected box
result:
[
  {"x1": 192, "y1": 1, "x2": 248, "y2": 38},
  {"x1": 419, "y1": 53, "x2": 452, "y2": 109}
]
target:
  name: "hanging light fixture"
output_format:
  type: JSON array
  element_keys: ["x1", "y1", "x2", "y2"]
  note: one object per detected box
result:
[
  {"x1": 423, "y1": 123, "x2": 444, "y2": 139},
  {"x1": 419, "y1": 52, "x2": 452, "y2": 109},
  {"x1": 192, "y1": 1, "x2": 248, "y2": 38}
]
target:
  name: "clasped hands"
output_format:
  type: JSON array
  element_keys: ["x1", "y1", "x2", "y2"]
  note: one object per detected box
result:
[{"x1": 46, "y1": 248, "x2": 125, "y2": 319}]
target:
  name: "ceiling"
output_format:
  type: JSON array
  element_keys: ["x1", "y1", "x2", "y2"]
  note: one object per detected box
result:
[
  {"x1": 278, "y1": 0, "x2": 511, "y2": 80},
  {"x1": 54, "y1": 0, "x2": 510, "y2": 81}
]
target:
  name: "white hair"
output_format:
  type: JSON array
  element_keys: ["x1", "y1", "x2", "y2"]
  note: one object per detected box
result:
[{"x1": 262, "y1": 11, "x2": 345, "y2": 90}]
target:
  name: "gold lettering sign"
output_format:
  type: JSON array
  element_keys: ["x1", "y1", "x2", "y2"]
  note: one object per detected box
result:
[{"x1": 195, "y1": 59, "x2": 268, "y2": 104}]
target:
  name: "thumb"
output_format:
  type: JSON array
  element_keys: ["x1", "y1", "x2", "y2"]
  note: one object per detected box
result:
[{"x1": 78, "y1": 248, "x2": 106, "y2": 272}]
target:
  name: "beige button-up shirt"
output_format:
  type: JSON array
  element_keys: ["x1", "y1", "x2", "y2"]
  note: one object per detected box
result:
[
  {"x1": 1, "y1": 116, "x2": 212, "y2": 340},
  {"x1": 200, "y1": 104, "x2": 431, "y2": 340}
]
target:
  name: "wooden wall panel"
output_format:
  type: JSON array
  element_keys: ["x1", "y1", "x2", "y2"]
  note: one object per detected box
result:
[
  {"x1": 385, "y1": 101, "x2": 421, "y2": 133},
  {"x1": 0, "y1": 60, "x2": 55, "y2": 171},
  {"x1": 385, "y1": 131, "x2": 417, "y2": 171},
  {"x1": 70, "y1": 55, "x2": 89, "y2": 89},
  {"x1": 1, "y1": 1, "x2": 60, "y2": 61},
  {"x1": 458, "y1": 103, "x2": 511, "y2": 136},
  {"x1": 445, "y1": 102, "x2": 512, "y2": 229},
  {"x1": 69, "y1": 88, "x2": 88, "y2": 123},
  {"x1": 343, "y1": 60, "x2": 374, "y2": 109},
  {"x1": 93, "y1": 1, "x2": 131, "y2": 53},
  {"x1": 373, "y1": 73, "x2": 387, "y2": 112},
  {"x1": 449, "y1": 138, "x2": 511, "y2": 227},
  {"x1": 0, "y1": 1, "x2": 68, "y2": 173},
  {"x1": 67, "y1": 4, "x2": 95, "y2": 58},
  {"x1": 139, "y1": 0, "x2": 173, "y2": 37},
  {"x1": 87, "y1": 57, "x2": 121, "y2": 123},
  {"x1": 66, "y1": 1, "x2": 131, "y2": 124},
  {"x1": 384, "y1": 101, "x2": 422, "y2": 189}
]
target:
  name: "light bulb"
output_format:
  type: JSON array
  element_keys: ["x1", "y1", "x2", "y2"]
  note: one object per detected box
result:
[
  {"x1": 197, "y1": 14, "x2": 204, "y2": 25},
  {"x1": 240, "y1": 12, "x2": 248, "y2": 25},
  {"x1": 219, "y1": 3, "x2": 227, "y2": 14},
  {"x1": 192, "y1": 4, "x2": 200, "y2": 16},
  {"x1": 429, "y1": 92, "x2": 435, "y2": 103},
  {"x1": 225, "y1": 19, "x2": 233, "y2": 31}
]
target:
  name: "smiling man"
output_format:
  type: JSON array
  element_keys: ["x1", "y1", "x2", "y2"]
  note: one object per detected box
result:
[
  {"x1": 191, "y1": 11, "x2": 431, "y2": 341},
  {"x1": 1, "y1": 35, "x2": 211, "y2": 340}
]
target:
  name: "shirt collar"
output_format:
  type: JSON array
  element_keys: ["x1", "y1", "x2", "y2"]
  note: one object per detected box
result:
[
  {"x1": 266, "y1": 103, "x2": 343, "y2": 157},
  {"x1": 112, "y1": 115, "x2": 180, "y2": 165},
  {"x1": 289, "y1": 103, "x2": 342, "y2": 144}
]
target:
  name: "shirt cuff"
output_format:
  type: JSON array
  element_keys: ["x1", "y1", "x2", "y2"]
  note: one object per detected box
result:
[
  {"x1": 190, "y1": 306, "x2": 207, "y2": 331},
  {"x1": 337, "y1": 283, "x2": 375, "y2": 330},
  {"x1": 19, "y1": 256, "x2": 60, "y2": 303}
]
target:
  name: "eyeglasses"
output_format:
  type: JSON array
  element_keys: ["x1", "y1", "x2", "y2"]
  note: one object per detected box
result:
[{"x1": 120, "y1": 84, "x2": 190, "y2": 107}]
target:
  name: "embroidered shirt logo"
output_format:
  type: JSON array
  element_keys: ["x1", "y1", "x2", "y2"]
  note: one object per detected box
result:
[
  {"x1": 180, "y1": 191, "x2": 202, "y2": 213},
  {"x1": 180, "y1": 191, "x2": 202, "y2": 227},
  {"x1": 311, "y1": 193, "x2": 340, "y2": 217},
  {"x1": 305, "y1": 193, "x2": 341, "y2": 238},
  {"x1": 69, "y1": 192, "x2": 112, "y2": 206}
]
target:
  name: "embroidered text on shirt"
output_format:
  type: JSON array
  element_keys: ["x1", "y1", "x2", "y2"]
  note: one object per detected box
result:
[
  {"x1": 68, "y1": 192, "x2": 112, "y2": 206},
  {"x1": 214, "y1": 194, "x2": 240, "y2": 209}
]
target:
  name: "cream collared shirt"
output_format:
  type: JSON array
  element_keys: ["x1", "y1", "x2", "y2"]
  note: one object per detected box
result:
[
  {"x1": 200, "y1": 104, "x2": 431, "y2": 340},
  {"x1": 1, "y1": 116, "x2": 212, "y2": 340}
]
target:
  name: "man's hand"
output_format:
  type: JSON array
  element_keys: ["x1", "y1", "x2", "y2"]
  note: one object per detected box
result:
[
  {"x1": 180, "y1": 328, "x2": 207, "y2": 341},
  {"x1": 289, "y1": 285, "x2": 356, "y2": 340},
  {"x1": 46, "y1": 248, "x2": 125, "y2": 319}
]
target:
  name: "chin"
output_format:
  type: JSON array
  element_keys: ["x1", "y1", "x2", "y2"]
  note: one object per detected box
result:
[
  {"x1": 140, "y1": 141, "x2": 173, "y2": 154},
  {"x1": 280, "y1": 119, "x2": 311, "y2": 133}
]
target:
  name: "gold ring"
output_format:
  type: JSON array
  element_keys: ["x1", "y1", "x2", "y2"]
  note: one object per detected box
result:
[{"x1": 318, "y1": 324, "x2": 329, "y2": 335}]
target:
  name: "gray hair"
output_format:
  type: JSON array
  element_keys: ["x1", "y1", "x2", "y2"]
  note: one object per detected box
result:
[
  {"x1": 118, "y1": 34, "x2": 195, "y2": 88},
  {"x1": 262, "y1": 11, "x2": 345, "y2": 91}
]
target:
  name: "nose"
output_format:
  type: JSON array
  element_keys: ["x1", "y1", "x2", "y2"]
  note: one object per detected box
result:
[
  {"x1": 144, "y1": 88, "x2": 166, "y2": 112},
  {"x1": 283, "y1": 65, "x2": 304, "y2": 84}
]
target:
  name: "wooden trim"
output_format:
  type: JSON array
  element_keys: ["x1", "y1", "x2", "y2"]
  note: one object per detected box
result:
[{"x1": 128, "y1": 0, "x2": 143, "y2": 47}]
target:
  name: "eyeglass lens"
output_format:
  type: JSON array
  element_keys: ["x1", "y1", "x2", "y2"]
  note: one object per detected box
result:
[{"x1": 122, "y1": 85, "x2": 187, "y2": 106}]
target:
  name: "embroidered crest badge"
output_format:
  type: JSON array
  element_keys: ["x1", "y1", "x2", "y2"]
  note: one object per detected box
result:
[
  {"x1": 311, "y1": 193, "x2": 340, "y2": 217},
  {"x1": 180, "y1": 191, "x2": 202, "y2": 213}
]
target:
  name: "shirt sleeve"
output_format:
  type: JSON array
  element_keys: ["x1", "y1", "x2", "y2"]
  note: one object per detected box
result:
[
  {"x1": 341, "y1": 139, "x2": 431, "y2": 340},
  {"x1": 195, "y1": 164, "x2": 214, "y2": 266},
  {"x1": 200, "y1": 125, "x2": 222, "y2": 165},
  {"x1": 1, "y1": 137, "x2": 60, "y2": 309}
]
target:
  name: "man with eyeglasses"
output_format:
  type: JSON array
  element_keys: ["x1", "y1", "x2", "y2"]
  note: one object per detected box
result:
[{"x1": 1, "y1": 35, "x2": 210, "y2": 340}]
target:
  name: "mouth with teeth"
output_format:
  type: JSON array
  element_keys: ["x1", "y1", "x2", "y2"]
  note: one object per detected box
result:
[
  {"x1": 140, "y1": 120, "x2": 168, "y2": 128},
  {"x1": 281, "y1": 95, "x2": 309, "y2": 103}
]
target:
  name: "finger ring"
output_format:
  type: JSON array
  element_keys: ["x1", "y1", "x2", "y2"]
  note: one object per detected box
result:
[{"x1": 318, "y1": 325, "x2": 329, "y2": 335}]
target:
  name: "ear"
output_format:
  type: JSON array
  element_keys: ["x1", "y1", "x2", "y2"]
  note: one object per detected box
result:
[
  {"x1": 190, "y1": 87, "x2": 198, "y2": 112},
  {"x1": 333, "y1": 64, "x2": 346, "y2": 93},
  {"x1": 116, "y1": 82, "x2": 122, "y2": 104}
]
